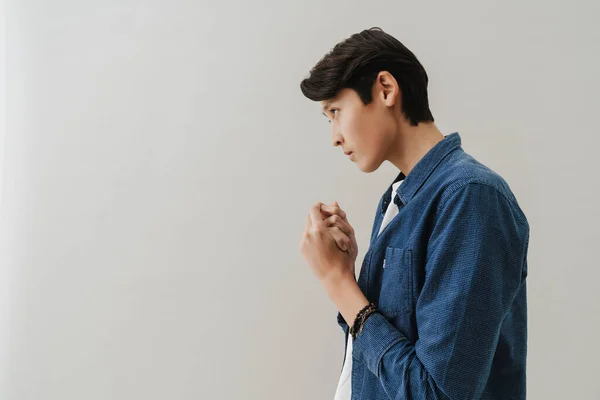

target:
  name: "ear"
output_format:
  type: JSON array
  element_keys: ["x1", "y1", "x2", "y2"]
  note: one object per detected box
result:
[{"x1": 376, "y1": 71, "x2": 400, "y2": 108}]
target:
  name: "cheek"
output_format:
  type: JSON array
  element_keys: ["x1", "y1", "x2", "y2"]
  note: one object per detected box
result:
[
  {"x1": 361, "y1": 128, "x2": 391, "y2": 163},
  {"x1": 377, "y1": 130, "x2": 395, "y2": 156},
  {"x1": 344, "y1": 114, "x2": 368, "y2": 141}
]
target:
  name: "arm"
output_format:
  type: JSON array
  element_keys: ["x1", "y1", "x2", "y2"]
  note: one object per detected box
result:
[{"x1": 328, "y1": 182, "x2": 529, "y2": 400}]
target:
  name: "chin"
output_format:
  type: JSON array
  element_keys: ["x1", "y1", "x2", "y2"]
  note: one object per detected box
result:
[{"x1": 357, "y1": 157, "x2": 382, "y2": 173}]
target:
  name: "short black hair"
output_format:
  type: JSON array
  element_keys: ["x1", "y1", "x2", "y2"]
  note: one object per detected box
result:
[{"x1": 300, "y1": 27, "x2": 434, "y2": 126}]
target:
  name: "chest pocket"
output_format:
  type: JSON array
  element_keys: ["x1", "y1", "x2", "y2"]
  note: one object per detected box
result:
[{"x1": 378, "y1": 246, "x2": 414, "y2": 317}]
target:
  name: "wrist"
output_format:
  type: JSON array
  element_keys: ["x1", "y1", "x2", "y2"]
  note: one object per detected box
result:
[
  {"x1": 322, "y1": 268, "x2": 355, "y2": 293},
  {"x1": 323, "y1": 270, "x2": 369, "y2": 328}
]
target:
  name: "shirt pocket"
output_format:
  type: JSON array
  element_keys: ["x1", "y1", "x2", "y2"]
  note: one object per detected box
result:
[{"x1": 377, "y1": 246, "x2": 414, "y2": 318}]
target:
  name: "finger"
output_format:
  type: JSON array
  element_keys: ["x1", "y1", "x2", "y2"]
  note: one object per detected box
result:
[
  {"x1": 325, "y1": 215, "x2": 353, "y2": 237},
  {"x1": 325, "y1": 211, "x2": 353, "y2": 233},
  {"x1": 309, "y1": 203, "x2": 325, "y2": 230},
  {"x1": 329, "y1": 226, "x2": 351, "y2": 252},
  {"x1": 320, "y1": 203, "x2": 347, "y2": 220},
  {"x1": 318, "y1": 203, "x2": 329, "y2": 219},
  {"x1": 333, "y1": 201, "x2": 347, "y2": 220},
  {"x1": 321, "y1": 204, "x2": 345, "y2": 217}
]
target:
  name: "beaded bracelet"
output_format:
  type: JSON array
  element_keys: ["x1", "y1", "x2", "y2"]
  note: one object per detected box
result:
[
  {"x1": 358, "y1": 307, "x2": 378, "y2": 334},
  {"x1": 350, "y1": 303, "x2": 376, "y2": 339},
  {"x1": 349, "y1": 302, "x2": 378, "y2": 340}
]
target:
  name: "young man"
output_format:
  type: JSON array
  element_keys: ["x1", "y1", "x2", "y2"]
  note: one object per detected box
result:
[{"x1": 299, "y1": 27, "x2": 530, "y2": 400}]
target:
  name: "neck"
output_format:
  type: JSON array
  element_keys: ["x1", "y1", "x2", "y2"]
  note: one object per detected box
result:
[{"x1": 386, "y1": 121, "x2": 445, "y2": 176}]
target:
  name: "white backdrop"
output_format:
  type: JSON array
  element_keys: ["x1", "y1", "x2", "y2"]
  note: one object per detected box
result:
[{"x1": 1, "y1": 1, "x2": 599, "y2": 399}]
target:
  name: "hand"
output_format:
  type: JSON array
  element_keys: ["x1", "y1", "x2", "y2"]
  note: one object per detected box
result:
[
  {"x1": 300, "y1": 202, "x2": 355, "y2": 285},
  {"x1": 320, "y1": 201, "x2": 358, "y2": 267}
]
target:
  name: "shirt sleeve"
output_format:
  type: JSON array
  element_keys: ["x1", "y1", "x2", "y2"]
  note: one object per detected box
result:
[{"x1": 351, "y1": 182, "x2": 530, "y2": 400}]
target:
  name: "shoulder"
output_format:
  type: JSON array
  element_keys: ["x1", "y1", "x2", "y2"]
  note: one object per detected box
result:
[{"x1": 434, "y1": 151, "x2": 529, "y2": 226}]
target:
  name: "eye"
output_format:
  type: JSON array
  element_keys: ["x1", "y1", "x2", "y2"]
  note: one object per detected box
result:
[{"x1": 328, "y1": 109, "x2": 338, "y2": 122}]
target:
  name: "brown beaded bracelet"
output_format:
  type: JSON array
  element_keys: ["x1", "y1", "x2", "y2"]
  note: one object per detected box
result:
[
  {"x1": 358, "y1": 307, "x2": 378, "y2": 334},
  {"x1": 350, "y1": 303, "x2": 376, "y2": 339},
  {"x1": 349, "y1": 302, "x2": 378, "y2": 340}
]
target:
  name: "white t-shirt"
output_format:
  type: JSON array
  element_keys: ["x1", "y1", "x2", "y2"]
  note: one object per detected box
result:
[{"x1": 333, "y1": 178, "x2": 404, "y2": 400}]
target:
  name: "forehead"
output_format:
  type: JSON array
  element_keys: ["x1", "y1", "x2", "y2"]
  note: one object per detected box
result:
[{"x1": 320, "y1": 89, "x2": 352, "y2": 110}]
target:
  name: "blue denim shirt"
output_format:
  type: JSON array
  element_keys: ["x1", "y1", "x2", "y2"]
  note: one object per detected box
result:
[{"x1": 337, "y1": 132, "x2": 529, "y2": 400}]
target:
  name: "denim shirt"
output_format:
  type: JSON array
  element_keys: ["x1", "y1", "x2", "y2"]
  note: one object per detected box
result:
[{"x1": 336, "y1": 132, "x2": 529, "y2": 400}]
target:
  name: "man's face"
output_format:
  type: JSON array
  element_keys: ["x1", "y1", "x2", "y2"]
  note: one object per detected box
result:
[{"x1": 320, "y1": 84, "x2": 396, "y2": 173}]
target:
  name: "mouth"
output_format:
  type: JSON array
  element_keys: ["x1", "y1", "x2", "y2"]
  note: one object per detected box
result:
[{"x1": 344, "y1": 151, "x2": 353, "y2": 156}]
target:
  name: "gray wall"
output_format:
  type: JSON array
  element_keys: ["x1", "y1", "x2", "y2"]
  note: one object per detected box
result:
[{"x1": 1, "y1": 1, "x2": 599, "y2": 399}]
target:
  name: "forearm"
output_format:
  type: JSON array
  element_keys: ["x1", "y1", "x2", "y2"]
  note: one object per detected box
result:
[
  {"x1": 323, "y1": 271, "x2": 369, "y2": 328},
  {"x1": 322, "y1": 273, "x2": 448, "y2": 399},
  {"x1": 352, "y1": 312, "x2": 452, "y2": 400}
]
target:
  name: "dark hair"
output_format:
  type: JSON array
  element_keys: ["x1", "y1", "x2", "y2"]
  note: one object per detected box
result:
[{"x1": 300, "y1": 27, "x2": 434, "y2": 126}]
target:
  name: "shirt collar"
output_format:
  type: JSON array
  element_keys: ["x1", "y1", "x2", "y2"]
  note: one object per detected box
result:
[{"x1": 381, "y1": 132, "x2": 462, "y2": 213}]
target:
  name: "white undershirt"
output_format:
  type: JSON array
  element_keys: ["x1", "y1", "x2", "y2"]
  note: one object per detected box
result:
[{"x1": 333, "y1": 178, "x2": 404, "y2": 400}]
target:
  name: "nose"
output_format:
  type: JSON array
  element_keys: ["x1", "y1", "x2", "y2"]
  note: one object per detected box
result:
[{"x1": 331, "y1": 125, "x2": 343, "y2": 148}]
